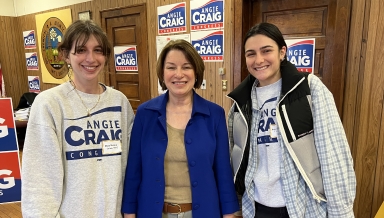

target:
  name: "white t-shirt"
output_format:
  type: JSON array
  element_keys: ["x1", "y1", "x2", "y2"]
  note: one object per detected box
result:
[{"x1": 251, "y1": 78, "x2": 285, "y2": 207}]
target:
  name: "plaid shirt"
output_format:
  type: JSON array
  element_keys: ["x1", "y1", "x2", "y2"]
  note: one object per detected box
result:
[{"x1": 228, "y1": 75, "x2": 356, "y2": 218}]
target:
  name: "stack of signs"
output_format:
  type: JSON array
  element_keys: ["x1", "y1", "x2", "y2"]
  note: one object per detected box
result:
[
  {"x1": 0, "y1": 98, "x2": 22, "y2": 204},
  {"x1": 190, "y1": 0, "x2": 224, "y2": 62},
  {"x1": 286, "y1": 38, "x2": 316, "y2": 73},
  {"x1": 158, "y1": 2, "x2": 187, "y2": 35}
]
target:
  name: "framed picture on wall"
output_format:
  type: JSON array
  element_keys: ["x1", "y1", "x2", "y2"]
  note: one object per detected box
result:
[{"x1": 78, "y1": 11, "x2": 91, "y2": 20}]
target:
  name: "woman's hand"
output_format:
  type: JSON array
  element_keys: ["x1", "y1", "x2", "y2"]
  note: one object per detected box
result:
[{"x1": 124, "y1": 214, "x2": 136, "y2": 218}]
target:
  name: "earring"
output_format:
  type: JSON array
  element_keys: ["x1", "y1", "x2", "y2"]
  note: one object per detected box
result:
[{"x1": 68, "y1": 64, "x2": 71, "y2": 69}]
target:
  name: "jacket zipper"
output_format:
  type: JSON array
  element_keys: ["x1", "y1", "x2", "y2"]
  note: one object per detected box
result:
[{"x1": 281, "y1": 105, "x2": 296, "y2": 141}]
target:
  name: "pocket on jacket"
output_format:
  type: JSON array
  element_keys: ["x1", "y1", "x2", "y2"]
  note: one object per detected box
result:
[{"x1": 290, "y1": 132, "x2": 325, "y2": 199}]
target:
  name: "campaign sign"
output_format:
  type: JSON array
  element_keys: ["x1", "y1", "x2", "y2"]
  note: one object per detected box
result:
[
  {"x1": 0, "y1": 98, "x2": 21, "y2": 204},
  {"x1": 25, "y1": 52, "x2": 39, "y2": 71},
  {"x1": 0, "y1": 98, "x2": 19, "y2": 152},
  {"x1": 190, "y1": 0, "x2": 224, "y2": 31},
  {"x1": 23, "y1": 30, "x2": 36, "y2": 49},
  {"x1": 0, "y1": 152, "x2": 22, "y2": 203},
  {"x1": 28, "y1": 76, "x2": 40, "y2": 93},
  {"x1": 286, "y1": 38, "x2": 315, "y2": 73},
  {"x1": 114, "y1": 46, "x2": 138, "y2": 71},
  {"x1": 191, "y1": 30, "x2": 224, "y2": 62},
  {"x1": 158, "y1": 2, "x2": 187, "y2": 35}
]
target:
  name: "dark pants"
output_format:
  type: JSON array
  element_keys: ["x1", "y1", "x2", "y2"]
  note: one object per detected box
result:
[{"x1": 254, "y1": 201, "x2": 290, "y2": 218}]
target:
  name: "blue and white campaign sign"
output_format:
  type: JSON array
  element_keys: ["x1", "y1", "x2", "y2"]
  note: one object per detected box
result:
[
  {"x1": 28, "y1": 76, "x2": 40, "y2": 93},
  {"x1": 114, "y1": 46, "x2": 138, "y2": 71},
  {"x1": 190, "y1": 0, "x2": 224, "y2": 31},
  {"x1": 23, "y1": 30, "x2": 36, "y2": 49},
  {"x1": 0, "y1": 98, "x2": 22, "y2": 204},
  {"x1": 25, "y1": 52, "x2": 39, "y2": 70},
  {"x1": 191, "y1": 30, "x2": 224, "y2": 62},
  {"x1": 158, "y1": 2, "x2": 187, "y2": 35},
  {"x1": 286, "y1": 38, "x2": 315, "y2": 73}
]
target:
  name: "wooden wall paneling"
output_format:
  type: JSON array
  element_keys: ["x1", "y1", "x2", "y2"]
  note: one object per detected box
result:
[
  {"x1": 342, "y1": 0, "x2": 367, "y2": 145},
  {"x1": 9, "y1": 15, "x2": 28, "y2": 98},
  {"x1": 147, "y1": 0, "x2": 158, "y2": 99},
  {"x1": 353, "y1": 1, "x2": 371, "y2": 215},
  {"x1": 17, "y1": 13, "x2": 56, "y2": 93},
  {"x1": 214, "y1": 63, "x2": 219, "y2": 104},
  {"x1": 232, "y1": 0, "x2": 243, "y2": 90},
  {"x1": 14, "y1": 15, "x2": 28, "y2": 102},
  {"x1": 353, "y1": 0, "x2": 383, "y2": 216},
  {"x1": 95, "y1": 0, "x2": 144, "y2": 10},
  {"x1": 221, "y1": 0, "x2": 234, "y2": 115},
  {"x1": 213, "y1": 62, "x2": 220, "y2": 105},
  {"x1": 342, "y1": 0, "x2": 369, "y2": 214},
  {"x1": 0, "y1": 16, "x2": 28, "y2": 108},
  {"x1": 212, "y1": 63, "x2": 223, "y2": 111},
  {"x1": 375, "y1": 113, "x2": 384, "y2": 217},
  {"x1": 371, "y1": 0, "x2": 384, "y2": 214},
  {"x1": 322, "y1": 0, "x2": 351, "y2": 115},
  {"x1": 343, "y1": 3, "x2": 369, "y2": 215}
]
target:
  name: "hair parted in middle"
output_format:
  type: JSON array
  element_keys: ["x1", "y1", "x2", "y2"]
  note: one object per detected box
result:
[{"x1": 156, "y1": 39, "x2": 205, "y2": 91}]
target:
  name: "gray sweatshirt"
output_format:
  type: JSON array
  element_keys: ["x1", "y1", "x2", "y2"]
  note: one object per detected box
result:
[{"x1": 21, "y1": 82, "x2": 134, "y2": 218}]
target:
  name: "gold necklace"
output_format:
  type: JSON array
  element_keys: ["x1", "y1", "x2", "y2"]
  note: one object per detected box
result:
[{"x1": 71, "y1": 81, "x2": 102, "y2": 117}]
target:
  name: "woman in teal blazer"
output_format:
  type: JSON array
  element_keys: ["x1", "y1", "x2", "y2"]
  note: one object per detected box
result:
[{"x1": 122, "y1": 40, "x2": 238, "y2": 218}]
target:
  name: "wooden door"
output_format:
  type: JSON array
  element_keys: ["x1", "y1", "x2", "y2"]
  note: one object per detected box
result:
[
  {"x1": 233, "y1": 0, "x2": 351, "y2": 116},
  {"x1": 101, "y1": 4, "x2": 150, "y2": 112}
]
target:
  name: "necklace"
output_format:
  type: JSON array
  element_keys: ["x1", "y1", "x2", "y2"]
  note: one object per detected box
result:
[{"x1": 71, "y1": 81, "x2": 102, "y2": 117}]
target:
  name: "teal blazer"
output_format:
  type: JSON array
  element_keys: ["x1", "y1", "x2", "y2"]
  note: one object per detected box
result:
[{"x1": 122, "y1": 91, "x2": 239, "y2": 217}]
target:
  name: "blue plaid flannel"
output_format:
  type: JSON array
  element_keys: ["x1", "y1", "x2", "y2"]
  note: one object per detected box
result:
[{"x1": 228, "y1": 75, "x2": 356, "y2": 218}]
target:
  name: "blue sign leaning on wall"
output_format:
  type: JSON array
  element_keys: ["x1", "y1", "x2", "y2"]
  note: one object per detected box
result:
[{"x1": 0, "y1": 98, "x2": 22, "y2": 204}]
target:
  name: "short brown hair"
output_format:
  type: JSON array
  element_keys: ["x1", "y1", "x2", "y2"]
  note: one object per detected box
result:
[
  {"x1": 156, "y1": 39, "x2": 204, "y2": 91},
  {"x1": 58, "y1": 20, "x2": 111, "y2": 64}
]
